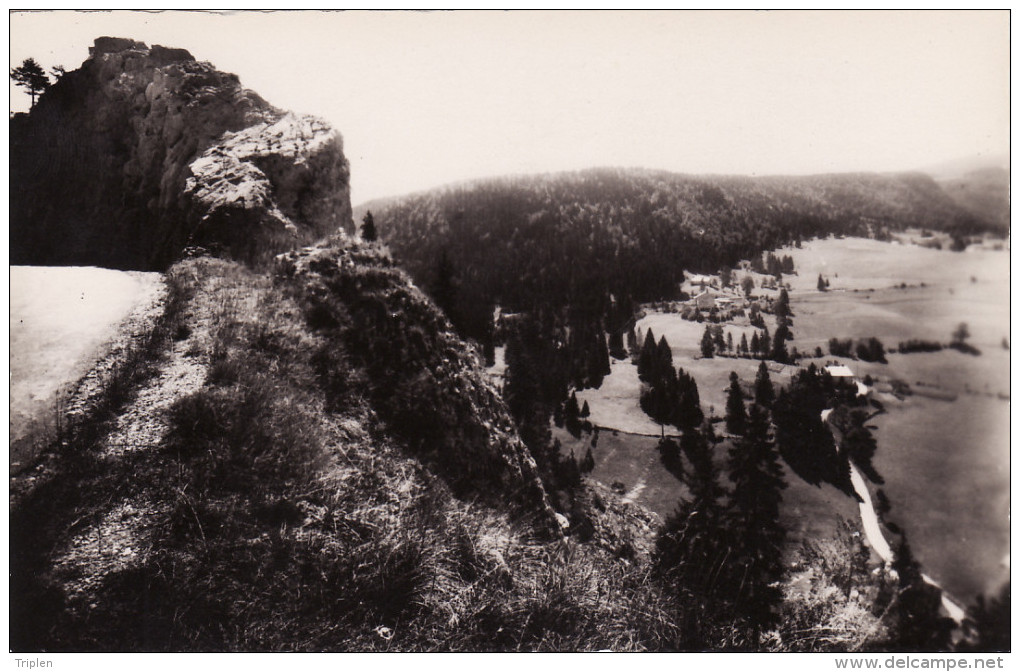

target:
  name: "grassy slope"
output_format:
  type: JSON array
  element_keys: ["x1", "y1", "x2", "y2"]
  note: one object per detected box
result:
[
  {"x1": 10, "y1": 267, "x2": 164, "y2": 472},
  {"x1": 10, "y1": 251, "x2": 681, "y2": 652}
]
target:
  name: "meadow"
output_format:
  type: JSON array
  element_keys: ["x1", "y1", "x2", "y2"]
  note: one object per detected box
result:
[{"x1": 570, "y1": 235, "x2": 1009, "y2": 603}]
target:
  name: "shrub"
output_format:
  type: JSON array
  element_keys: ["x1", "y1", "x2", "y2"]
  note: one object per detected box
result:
[{"x1": 897, "y1": 339, "x2": 943, "y2": 354}]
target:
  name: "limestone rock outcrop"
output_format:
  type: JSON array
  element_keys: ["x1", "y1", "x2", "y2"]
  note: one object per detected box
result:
[{"x1": 11, "y1": 37, "x2": 352, "y2": 270}]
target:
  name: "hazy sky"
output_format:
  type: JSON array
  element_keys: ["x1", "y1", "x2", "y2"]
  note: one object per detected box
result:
[{"x1": 9, "y1": 10, "x2": 1010, "y2": 205}]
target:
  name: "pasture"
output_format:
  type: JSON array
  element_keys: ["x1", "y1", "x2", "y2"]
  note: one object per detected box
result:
[
  {"x1": 574, "y1": 236, "x2": 1009, "y2": 601},
  {"x1": 784, "y1": 237, "x2": 1010, "y2": 601}
]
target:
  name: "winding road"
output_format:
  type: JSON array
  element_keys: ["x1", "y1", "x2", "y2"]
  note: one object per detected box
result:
[{"x1": 824, "y1": 409, "x2": 966, "y2": 623}]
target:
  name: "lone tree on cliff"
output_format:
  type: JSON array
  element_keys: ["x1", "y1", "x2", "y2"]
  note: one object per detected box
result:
[
  {"x1": 10, "y1": 58, "x2": 50, "y2": 109},
  {"x1": 361, "y1": 210, "x2": 378, "y2": 242}
]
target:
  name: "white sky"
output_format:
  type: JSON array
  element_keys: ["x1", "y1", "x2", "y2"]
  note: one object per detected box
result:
[{"x1": 8, "y1": 10, "x2": 1010, "y2": 206}]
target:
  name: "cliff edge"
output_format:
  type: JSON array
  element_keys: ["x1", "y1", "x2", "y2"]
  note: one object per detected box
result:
[{"x1": 10, "y1": 37, "x2": 353, "y2": 270}]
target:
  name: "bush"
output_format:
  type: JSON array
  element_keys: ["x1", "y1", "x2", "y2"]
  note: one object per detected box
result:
[{"x1": 897, "y1": 339, "x2": 943, "y2": 354}]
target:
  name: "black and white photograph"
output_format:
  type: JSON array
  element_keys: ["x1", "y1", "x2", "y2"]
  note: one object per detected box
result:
[{"x1": 8, "y1": 9, "x2": 1010, "y2": 660}]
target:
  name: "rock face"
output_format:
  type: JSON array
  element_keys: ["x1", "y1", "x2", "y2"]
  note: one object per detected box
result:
[
  {"x1": 11, "y1": 37, "x2": 353, "y2": 270},
  {"x1": 277, "y1": 236, "x2": 562, "y2": 533}
]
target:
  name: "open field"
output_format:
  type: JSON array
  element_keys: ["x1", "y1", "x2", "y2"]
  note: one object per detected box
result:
[
  {"x1": 10, "y1": 266, "x2": 164, "y2": 471},
  {"x1": 576, "y1": 236, "x2": 1009, "y2": 602},
  {"x1": 555, "y1": 426, "x2": 686, "y2": 520},
  {"x1": 786, "y1": 237, "x2": 1009, "y2": 601},
  {"x1": 870, "y1": 393, "x2": 1010, "y2": 603},
  {"x1": 556, "y1": 423, "x2": 863, "y2": 559}
]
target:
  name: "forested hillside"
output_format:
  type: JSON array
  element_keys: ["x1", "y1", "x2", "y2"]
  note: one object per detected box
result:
[
  {"x1": 362, "y1": 168, "x2": 999, "y2": 334},
  {"x1": 937, "y1": 167, "x2": 1010, "y2": 231}
]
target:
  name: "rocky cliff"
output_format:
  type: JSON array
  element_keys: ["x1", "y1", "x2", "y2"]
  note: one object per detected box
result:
[
  {"x1": 10, "y1": 37, "x2": 353, "y2": 270},
  {"x1": 277, "y1": 236, "x2": 560, "y2": 529}
]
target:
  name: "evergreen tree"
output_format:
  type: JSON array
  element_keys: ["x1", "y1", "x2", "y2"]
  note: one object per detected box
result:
[
  {"x1": 10, "y1": 57, "x2": 49, "y2": 109},
  {"x1": 580, "y1": 447, "x2": 596, "y2": 474},
  {"x1": 609, "y1": 329, "x2": 627, "y2": 360},
  {"x1": 656, "y1": 422, "x2": 730, "y2": 642},
  {"x1": 361, "y1": 210, "x2": 378, "y2": 241},
  {"x1": 726, "y1": 331, "x2": 734, "y2": 354},
  {"x1": 638, "y1": 329, "x2": 657, "y2": 380},
  {"x1": 674, "y1": 368, "x2": 704, "y2": 430},
  {"x1": 713, "y1": 325, "x2": 726, "y2": 352},
  {"x1": 432, "y1": 249, "x2": 459, "y2": 326},
  {"x1": 759, "y1": 327, "x2": 771, "y2": 361},
  {"x1": 504, "y1": 329, "x2": 556, "y2": 468},
  {"x1": 818, "y1": 274, "x2": 827, "y2": 292},
  {"x1": 656, "y1": 336, "x2": 674, "y2": 378},
  {"x1": 563, "y1": 391, "x2": 581, "y2": 436},
  {"x1": 749, "y1": 332, "x2": 759, "y2": 357},
  {"x1": 775, "y1": 288, "x2": 791, "y2": 324},
  {"x1": 580, "y1": 399, "x2": 591, "y2": 419},
  {"x1": 961, "y1": 583, "x2": 1011, "y2": 652},
  {"x1": 725, "y1": 371, "x2": 748, "y2": 435},
  {"x1": 719, "y1": 266, "x2": 732, "y2": 288},
  {"x1": 741, "y1": 275, "x2": 755, "y2": 298},
  {"x1": 754, "y1": 361, "x2": 774, "y2": 408},
  {"x1": 587, "y1": 330, "x2": 611, "y2": 388},
  {"x1": 641, "y1": 366, "x2": 677, "y2": 432},
  {"x1": 727, "y1": 403, "x2": 787, "y2": 647},
  {"x1": 700, "y1": 324, "x2": 715, "y2": 358},
  {"x1": 772, "y1": 365, "x2": 853, "y2": 495},
  {"x1": 627, "y1": 326, "x2": 639, "y2": 358},
  {"x1": 658, "y1": 436, "x2": 684, "y2": 481},
  {"x1": 771, "y1": 323, "x2": 790, "y2": 364},
  {"x1": 890, "y1": 534, "x2": 954, "y2": 651}
]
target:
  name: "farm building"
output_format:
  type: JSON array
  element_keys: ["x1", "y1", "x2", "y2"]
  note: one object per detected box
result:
[
  {"x1": 825, "y1": 364, "x2": 855, "y2": 378},
  {"x1": 691, "y1": 289, "x2": 725, "y2": 309},
  {"x1": 825, "y1": 364, "x2": 870, "y2": 396},
  {"x1": 685, "y1": 272, "x2": 716, "y2": 287}
]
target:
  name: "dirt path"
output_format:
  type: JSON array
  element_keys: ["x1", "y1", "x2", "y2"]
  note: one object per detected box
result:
[
  {"x1": 10, "y1": 266, "x2": 164, "y2": 471},
  {"x1": 49, "y1": 266, "x2": 217, "y2": 610}
]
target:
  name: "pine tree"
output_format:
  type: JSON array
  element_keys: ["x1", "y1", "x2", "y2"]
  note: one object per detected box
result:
[
  {"x1": 432, "y1": 249, "x2": 458, "y2": 326},
  {"x1": 10, "y1": 57, "x2": 49, "y2": 109},
  {"x1": 563, "y1": 391, "x2": 581, "y2": 436},
  {"x1": 891, "y1": 534, "x2": 954, "y2": 651},
  {"x1": 580, "y1": 400, "x2": 591, "y2": 419},
  {"x1": 961, "y1": 583, "x2": 1011, "y2": 652},
  {"x1": 580, "y1": 447, "x2": 595, "y2": 474},
  {"x1": 700, "y1": 324, "x2": 715, "y2": 358},
  {"x1": 817, "y1": 274, "x2": 827, "y2": 292},
  {"x1": 609, "y1": 329, "x2": 627, "y2": 360},
  {"x1": 725, "y1": 371, "x2": 748, "y2": 435},
  {"x1": 727, "y1": 403, "x2": 787, "y2": 647},
  {"x1": 656, "y1": 336, "x2": 673, "y2": 378},
  {"x1": 675, "y1": 368, "x2": 704, "y2": 430},
  {"x1": 771, "y1": 323, "x2": 790, "y2": 364},
  {"x1": 360, "y1": 210, "x2": 378, "y2": 241},
  {"x1": 726, "y1": 331, "x2": 734, "y2": 353},
  {"x1": 775, "y1": 288, "x2": 791, "y2": 324},
  {"x1": 638, "y1": 329, "x2": 657, "y2": 380},
  {"x1": 759, "y1": 327, "x2": 771, "y2": 361},
  {"x1": 627, "y1": 326, "x2": 639, "y2": 358},
  {"x1": 656, "y1": 422, "x2": 730, "y2": 628},
  {"x1": 713, "y1": 325, "x2": 726, "y2": 352},
  {"x1": 754, "y1": 360, "x2": 774, "y2": 408},
  {"x1": 742, "y1": 332, "x2": 751, "y2": 357}
]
